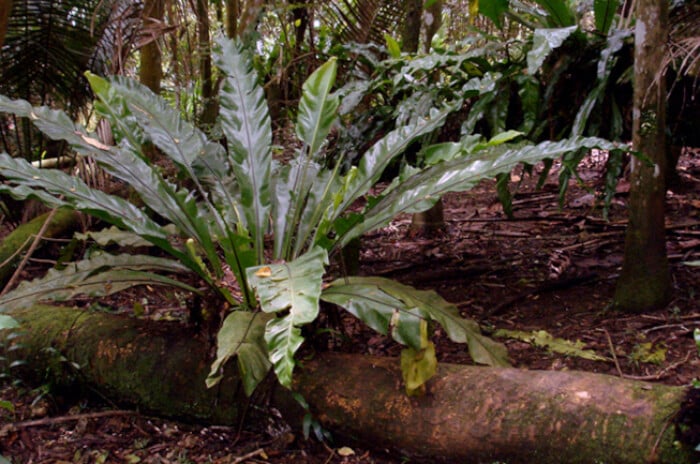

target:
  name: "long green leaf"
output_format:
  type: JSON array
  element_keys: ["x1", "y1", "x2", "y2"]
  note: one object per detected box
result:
[
  {"x1": 292, "y1": 167, "x2": 344, "y2": 258},
  {"x1": 326, "y1": 277, "x2": 509, "y2": 366},
  {"x1": 279, "y1": 59, "x2": 339, "y2": 259},
  {"x1": 0, "y1": 96, "x2": 212, "y2": 277},
  {"x1": 272, "y1": 160, "x2": 322, "y2": 259},
  {"x1": 87, "y1": 74, "x2": 226, "y2": 278},
  {"x1": 215, "y1": 37, "x2": 273, "y2": 262},
  {"x1": 321, "y1": 279, "x2": 423, "y2": 350},
  {"x1": 334, "y1": 105, "x2": 456, "y2": 219},
  {"x1": 207, "y1": 311, "x2": 273, "y2": 396},
  {"x1": 295, "y1": 58, "x2": 339, "y2": 160},
  {"x1": 339, "y1": 137, "x2": 624, "y2": 248},
  {"x1": 594, "y1": 0, "x2": 620, "y2": 34},
  {"x1": 247, "y1": 247, "x2": 328, "y2": 387},
  {"x1": 571, "y1": 29, "x2": 629, "y2": 136},
  {"x1": 0, "y1": 154, "x2": 175, "y2": 252},
  {"x1": 534, "y1": 0, "x2": 576, "y2": 27},
  {"x1": 0, "y1": 253, "x2": 196, "y2": 312}
]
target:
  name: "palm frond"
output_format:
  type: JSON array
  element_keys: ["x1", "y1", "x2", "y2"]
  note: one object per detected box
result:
[{"x1": 318, "y1": 0, "x2": 407, "y2": 45}]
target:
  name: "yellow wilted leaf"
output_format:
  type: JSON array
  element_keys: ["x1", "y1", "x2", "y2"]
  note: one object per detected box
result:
[{"x1": 337, "y1": 446, "x2": 355, "y2": 457}]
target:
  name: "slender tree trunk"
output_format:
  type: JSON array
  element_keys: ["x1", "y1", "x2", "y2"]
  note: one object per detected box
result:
[
  {"x1": 404, "y1": 0, "x2": 447, "y2": 237},
  {"x1": 423, "y1": 0, "x2": 442, "y2": 53},
  {"x1": 139, "y1": 0, "x2": 165, "y2": 94},
  {"x1": 226, "y1": 0, "x2": 239, "y2": 38},
  {"x1": 614, "y1": 0, "x2": 671, "y2": 312},
  {"x1": 196, "y1": 0, "x2": 217, "y2": 128},
  {"x1": 0, "y1": 0, "x2": 11, "y2": 48},
  {"x1": 2, "y1": 305, "x2": 697, "y2": 464},
  {"x1": 401, "y1": 0, "x2": 422, "y2": 53}
]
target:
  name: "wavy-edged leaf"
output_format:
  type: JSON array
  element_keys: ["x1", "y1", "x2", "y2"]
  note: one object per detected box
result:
[
  {"x1": 339, "y1": 137, "x2": 624, "y2": 248},
  {"x1": 86, "y1": 74, "x2": 226, "y2": 277},
  {"x1": 328, "y1": 277, "x2": 509, "y2": 367},
  {"x1": 207, "y1": 311, "x2": 273, "y2": 395},
  {"x1": 296, "y1": 58, "x2": 339, "y2": 160},
  {"x1": 247, "y1": 247, "x2": 328, "y2": 387},
  {"x1": 321, "y1": 279, "x2": 423, "y2": 349},
  {"x1": 215, "y1": 37, "x2": 273, "y2": 262},
  {"x1": 0, "y1": 253, "x2": 196, "y2": 312},
  {"x1": 0, "y1": 154, "x2": 175, "y2": 253},
  {"x1": 334, "y1": 105, "x2": 456, "y2": 220},
  {"x1": 527, "y1": 26, "x2": 578, "y2": 75},
  {"x1": 75, "y1": 225, "x2": 179, "y2": 248}
]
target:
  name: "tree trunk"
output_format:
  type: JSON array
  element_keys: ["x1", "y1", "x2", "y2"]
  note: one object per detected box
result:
[
  {"x1": 614, "y1": 0, "x2": 671, "y2": 312},
  {"x1": 0, "y1": 0, "x2": 11, "y2": 48},
  {"x1": 196, "y1": 0, "x2": 217, "y2": 128},
  {"x1": 403, "y1": 0, "x2": 447, "y2": 238},
  {"x1": 409, "y1": 199, "x2": 445, "y2": 237},
  {"x1": 139, "y1": 0, "x2": 165, "y2": 94},
  {"x1": 2, "y1": 305, "x2": 697, "y2": 464},
  {"x1": 401, "y1": 0, "x2": 422, "y2": 53},
  {"x1": 226, "y1": 0, "x2": 239, "y2": 38}
]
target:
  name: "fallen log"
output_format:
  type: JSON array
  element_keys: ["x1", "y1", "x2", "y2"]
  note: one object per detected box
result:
[{"x1": 1, "y1": 304, "x2": 697, "y2": 464}]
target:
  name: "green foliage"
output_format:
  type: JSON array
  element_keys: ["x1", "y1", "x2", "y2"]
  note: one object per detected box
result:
[
  {"x1": 0, "y1": 35, "x2": 622, "y2": 395},
  {"x1": 247, "y1": 247, "x2": 328, "y2": 387},
  {"x1": 0, "y1": 315, "x2": 19, "y2": 330}
]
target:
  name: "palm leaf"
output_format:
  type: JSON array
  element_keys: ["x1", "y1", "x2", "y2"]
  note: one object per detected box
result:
[{"x1": 319, "y1": 0, "x2": 406, "y2": 46}]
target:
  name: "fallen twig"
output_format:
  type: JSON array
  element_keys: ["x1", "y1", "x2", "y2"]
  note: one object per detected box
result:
[
  {"x1": 1, "y1": 409, "x2": 137, "y2": 433},
  {"x1": 232, "y1": 448, "x2": 267, "y2": 464},
  {"x1": 0, "y1": 207, "x2": 59, "y2": 296}
]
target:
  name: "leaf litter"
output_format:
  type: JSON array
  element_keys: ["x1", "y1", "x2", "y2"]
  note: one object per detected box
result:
[{"x1": 1, "y1": 149, "x2": 699, "y2": 463}]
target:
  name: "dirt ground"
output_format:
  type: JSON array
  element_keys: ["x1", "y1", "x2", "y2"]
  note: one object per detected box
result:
[{"x1": 1, "y1": 150, "x2": 699, "y2": 463}]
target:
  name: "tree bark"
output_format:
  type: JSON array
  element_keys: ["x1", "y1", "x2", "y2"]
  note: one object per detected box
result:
[
  {"x1": 196, "y1": 0, "x2": 217, "y2": 128},
  {"x1": 0, "y1": 0, "x2": 11, "y2": 49},
  {"x1": 139, "y1": 0, "x2": 165, "y2": 94},
  {"x1": 225, "y1": 0, "x2": 239, "y2": 38},
  {"x1": 401, "y1": 0, "x2": 422, "y2": 53},
  {"x1": 2, "y1": 305, "x2": 697, "y2": 464},
  {"x1": 614, "y1": 0, "x2": 671, "y2": 312},
  {"x1": 403, "y1": 0, "x2": 447, "y2": 238}
]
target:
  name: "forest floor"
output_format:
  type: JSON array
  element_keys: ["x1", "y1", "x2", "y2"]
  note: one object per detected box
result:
[{"x1": 1, "y1": 149, "x2": 699, "y2": 463}]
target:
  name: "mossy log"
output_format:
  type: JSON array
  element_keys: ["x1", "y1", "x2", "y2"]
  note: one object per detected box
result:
[
  {"x1": 0, "y1": 209, "x2": 81, "y2": 289},
  {"x1": 2, "y1": 305, "x2": 698, "y2": 464}
]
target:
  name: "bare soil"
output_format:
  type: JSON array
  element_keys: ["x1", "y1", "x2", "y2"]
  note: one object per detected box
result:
[{"x1": 1, "y1": 150, "x2": 699, "y2": 463}]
